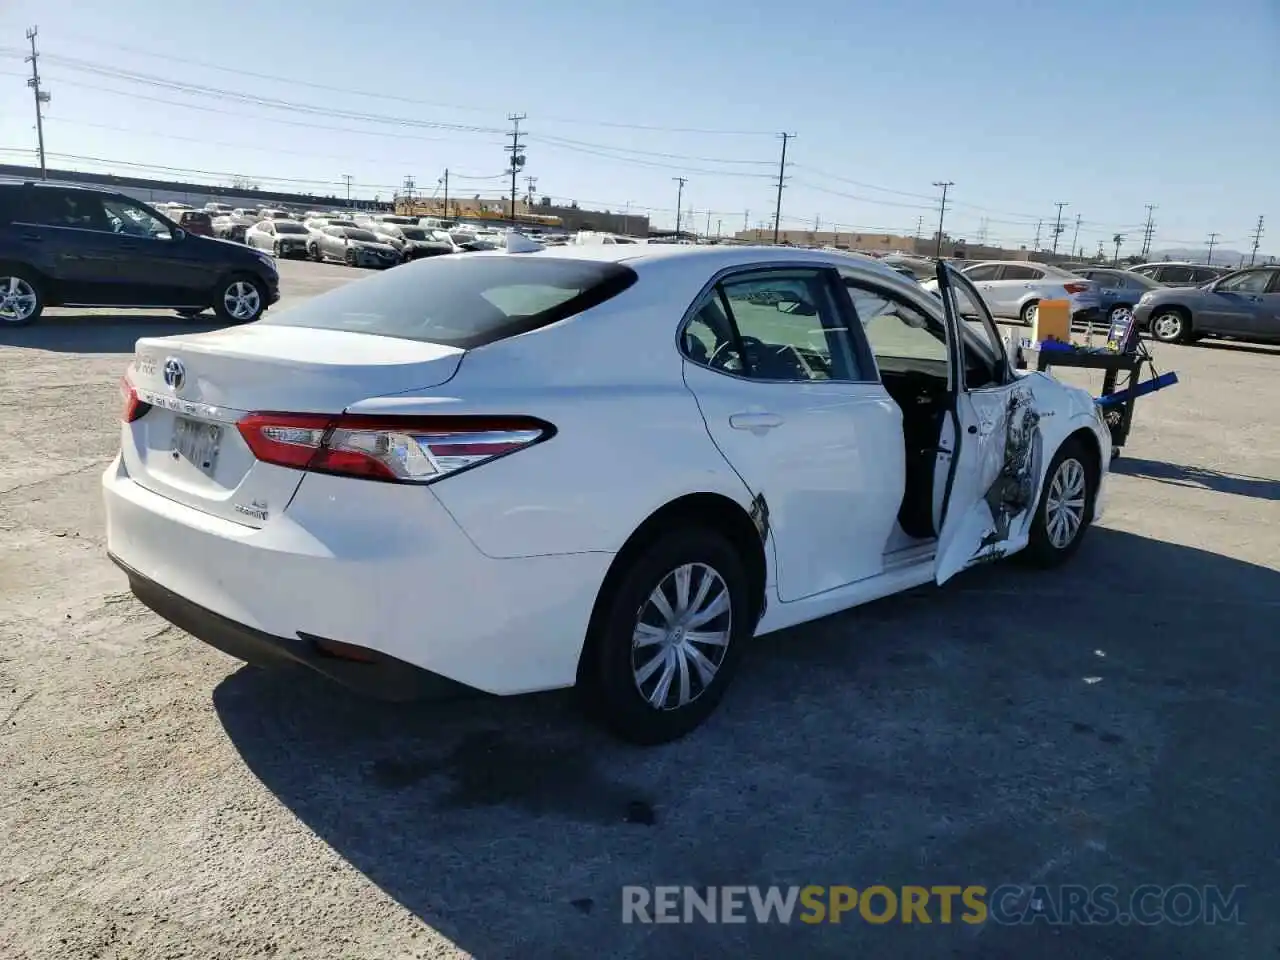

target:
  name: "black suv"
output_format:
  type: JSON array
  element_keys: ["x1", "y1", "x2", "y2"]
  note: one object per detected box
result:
[{"x1": 0, "y1": 182, "x2": 279, "y2": 327}]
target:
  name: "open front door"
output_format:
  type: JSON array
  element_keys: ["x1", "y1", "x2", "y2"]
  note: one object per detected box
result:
[{"x1": 933, "y1": 261, "x2": 1041, "y2": 584}]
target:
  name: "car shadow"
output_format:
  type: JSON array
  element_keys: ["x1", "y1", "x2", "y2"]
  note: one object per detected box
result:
[
  {"x1": 1193, "y1": 340, "x2": 1280, "y2": 357},
  {"x1": 212, "y1": 528, "x2": 1280, "y2": 959},
  {"x1": 0, "y1": 313, "x2": 227, "y2": 354},
  {"x1": 1111, "y1": 457, "x2": 1280, "y2": 502}
]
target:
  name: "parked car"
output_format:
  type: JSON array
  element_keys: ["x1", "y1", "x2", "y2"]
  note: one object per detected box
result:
[
  {"x1": 1070, "y1": 267, "x2": 1165, "y2": 325},
  {"x1": 173, "y1": 209, "x2": 214, "y2": 238},
  {"x1": 213, "y1": 208, "x2": 262, "y2": 243},
  {"x1": 1132, "y1": 265, "x2": 1280, "y2": 344},
  {"x1": 926, "y1": 261, "x2": 1101, "y2": 326},
  {"x1": 103, "y1": 242, "x2": 1110, "y2": 743},
  {"x1": 259, "y1": 208, "x2": 292, "y2": 222},
  {"x1": 370, "y1": 222, "x2": 456, "y2": 260},
  {"x1": 0, "y1": 182, "x2": 278, "y2": 327},
  {"x1": 245, "y1": 219, "x2": 312, "y2": 259},
  {"x1": 880, "y1": 254, "x2": 934, "y2": 281},
  {"x1": 204, "y1": 203, "x2": 235, "y2": 216},
  {"x1": 308, "y1": 225, "x2": 401, "y2": 268},
  {"x1": 1128, "y1": 262, "x2": 1226, "y2": 287}
]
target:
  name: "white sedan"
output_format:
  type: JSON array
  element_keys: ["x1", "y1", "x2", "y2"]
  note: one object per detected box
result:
[{"x1": 104, "y1": 240, "x2": 1110, "y2": 744}]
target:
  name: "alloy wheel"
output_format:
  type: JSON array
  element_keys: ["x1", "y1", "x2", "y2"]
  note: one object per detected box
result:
[
  {"x1": 223, "y1": 281, "x2": 261, "y2": 321},
  {"x1": 0, "y1": 276, "x2": 38, "y2": 324},
  {"x1": 1152, "y1": 312, "x2": 1183, "y2": 341},
  {"x1": 631, "y1": 562, "x2": 732, "y2": 711},
  {"x1": 1045, "y1": 457, "x2": 1087, "y2": 549}
]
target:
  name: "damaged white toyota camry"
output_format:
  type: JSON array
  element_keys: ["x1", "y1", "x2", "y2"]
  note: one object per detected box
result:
[{"x1": 104, "y1": 238, "x2": 1110, "y2": 744}]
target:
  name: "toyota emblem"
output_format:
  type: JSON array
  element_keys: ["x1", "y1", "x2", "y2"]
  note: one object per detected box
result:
[{"x1": 162, "y1": 357, "x2": 185, "y2": 390}]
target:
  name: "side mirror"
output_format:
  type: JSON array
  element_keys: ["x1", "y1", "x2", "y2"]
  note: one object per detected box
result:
[{"x1": 172, "y1": 228, "x2": 187, "y2": 242}]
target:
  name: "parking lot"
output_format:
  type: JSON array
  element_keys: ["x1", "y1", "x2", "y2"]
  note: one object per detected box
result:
[{"x1": 1, "y1": 258, "x2": 1277, "y2": 958}]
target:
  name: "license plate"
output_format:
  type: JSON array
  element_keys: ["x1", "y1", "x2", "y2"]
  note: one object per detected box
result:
[{"x1": 172, "y1": 417, "x2": 222, "y2": 474}]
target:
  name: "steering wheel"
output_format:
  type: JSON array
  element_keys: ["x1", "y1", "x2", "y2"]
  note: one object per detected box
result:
[{"x1": 707, "y1": 337, "x2": 742, "y2": 370}]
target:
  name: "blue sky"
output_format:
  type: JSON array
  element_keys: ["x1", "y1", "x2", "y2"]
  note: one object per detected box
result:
[{"x1": 1, "y1": 0, "x2": 1276, "y2": 256}]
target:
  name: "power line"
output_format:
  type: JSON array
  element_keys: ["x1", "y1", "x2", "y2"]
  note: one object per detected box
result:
[
  {"x1": 773, "y1": 133, "x2": 795, "y2": 244},
  {"x1": 9, "y1": 36, "x2": 777, "y2": 136}
]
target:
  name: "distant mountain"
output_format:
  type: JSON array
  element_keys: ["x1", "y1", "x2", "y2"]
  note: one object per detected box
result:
[{"x1": 1148, "y1": 247, "x2": 1275, "y2": 266}]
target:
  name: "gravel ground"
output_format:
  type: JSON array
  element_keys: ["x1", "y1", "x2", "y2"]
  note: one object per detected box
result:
[{"x1": 1, "y1": 260, "x2": 1277, "y2": 959}]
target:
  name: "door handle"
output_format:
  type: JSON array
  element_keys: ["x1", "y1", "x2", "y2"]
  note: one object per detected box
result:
[{"x1": 729, "y1": 412, "x2": 783, "y2": 431}]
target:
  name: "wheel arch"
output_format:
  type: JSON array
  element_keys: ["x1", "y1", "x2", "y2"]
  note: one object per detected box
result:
[
  {"x1": 1060, "y1": 425, "x2": 1103, "y2": 517},
  {"x1": 577, "y1": 492, "x2": 768, "y2": 684},
  {"x1": 0, "y1": 260, "x2": 56, "y2": 304}
]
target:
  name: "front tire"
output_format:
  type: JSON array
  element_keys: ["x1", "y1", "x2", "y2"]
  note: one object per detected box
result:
[
  {"x1": 580, "y1": 528, "x2": 751, "y2": 745},
  {"x1": 0, "y1": 269, "x2": 45, "y2": 327},
  {"x1": 1023, "y1": 437, "x2": 1096, "y2": 568},
  {"x1": 1020, "y1": 299, "x2": 1040, "y2": 326},
  {"x1": 1149, "y1": 309, "x2": 1189, "y2": 343},
  {"x1": 213, "y1": 274, "x2": 265, "y2": 324}
]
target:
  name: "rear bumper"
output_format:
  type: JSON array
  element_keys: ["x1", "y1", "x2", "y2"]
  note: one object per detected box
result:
[
  {"x1": 110, "y1": 552, "x2": 468, "y2": 701},
  {"x1": 102, "y1": 455, "x2": 613, "y2": 696}
]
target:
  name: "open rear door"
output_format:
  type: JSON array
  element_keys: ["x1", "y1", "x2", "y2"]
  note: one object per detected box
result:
[{"x1": 932, "y1": 261, "x2": 1035, "y2": 584}]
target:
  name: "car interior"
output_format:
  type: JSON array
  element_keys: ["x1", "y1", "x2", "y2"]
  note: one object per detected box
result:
[{"x1": 682, "y1": 275, "x2": 1006, "y2": 543}]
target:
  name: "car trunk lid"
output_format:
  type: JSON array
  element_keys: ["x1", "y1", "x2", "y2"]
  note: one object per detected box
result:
[{"x1": 122, "y1": 325, "x2": 463, "y2": 527}]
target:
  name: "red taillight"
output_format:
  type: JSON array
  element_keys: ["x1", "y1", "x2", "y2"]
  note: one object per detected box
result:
[
  {"x1": 236, "y1": 413, "x2": 553, "y2": 483},
  {"x1": 119, "y1": 376, "x2": 150, "y2": 423},
  {"x1": 1063, "y1": 282, "x2": 1091, "y2": 295}
]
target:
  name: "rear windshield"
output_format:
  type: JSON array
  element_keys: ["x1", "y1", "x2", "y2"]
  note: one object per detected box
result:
[
  {"x1": 261, "y1": 255, "x2": 638, "y2": 348},
  {"x1": 274, "y1": 222, "x2": 308, "y2": 234}
]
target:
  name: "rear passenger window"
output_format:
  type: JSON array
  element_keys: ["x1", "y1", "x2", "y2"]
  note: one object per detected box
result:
[
  {"x1": 1001, "y1": 264, "x2": 1043, "y2": 280},
  {"x1": 963, "y1": 264, "x2": 1000, "y2": 281},
  {"x1": 1159, "y1": 266, "x2": 1194, "y2": 283}
]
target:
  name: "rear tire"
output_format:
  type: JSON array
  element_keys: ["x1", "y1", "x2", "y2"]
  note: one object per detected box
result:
[
  {"x1": 579, "y1": 527, "x2": 751, "y2": 745},
  {"x1": 1019, "y1": 300, "x2": 1040, "y2": 327},
  {"x1": 1022, "y1": 436, "x2": 1096, "y2": 568},
  {"x1": 1107, "y1": 303, "x2": 1134, "y2": 325},
  {"x1": 0, "y1": 268, "x2": 44, "y2": 327},
  {"x1": 213, "y1": 274, "x2": 266, "y2": 324}
]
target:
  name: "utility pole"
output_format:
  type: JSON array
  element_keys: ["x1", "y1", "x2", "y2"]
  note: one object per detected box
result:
[
  {"x1": 1205, "y1": 232, "x2": 1219, "y2": 265},
  {"x1": 743, "y1": 209, "x2": 749, "y2": 233},
  {"x1": 524, "y1": 176, "x2": 537, "y2": 207},
  {"x1": 705, "y1": 209, "x2": 711, "y2": 240},
  {"x1": 1141, "y1": 203, "x2": 1157, "y2": 257},
  {"x1": 1033, "y1": 219, "x2": 1043, "y2": 251},
  {"x1": 402, "y1": 175, "x2": 415, "y2": 202},
  {"x1": 914, "y1": 215, "x2": 924, "y2": 241},
  {"x1": 505, "y1": 113, "x2": 527, "y2": 222},
  {"x1": 932, "y1": 181, "x2": 953, "y2": 257},
  {"x1": 1112, "y1": 233, "x2": 1124, "y2": 266},
  {"x1": 341, "y1": 174, "x2": 353, "y2": 204},
  {"x1": 716, "y1": 218, "x2": 722, "y2": 239},
  {"x1": 672, "y1": 177, "x2": 686, "y2": 238},
  {"x1": 1050, "y1": 201, "x2": 1069, "y2": 255},
  {"x1": 25, "y1": 26, "x2": 49, "y2": 179},
  {"x1": 773, "y1": 132, "x2": 795, "y2": 244},
  {"x1": 1070, "y1": 214, "x2": 1082, "y2": 259},
  {"x1": 440, "y1": 168, "x2": 449, "y2": 219},
  {"x1": 1249, "y1": 216, "x2": 1265, "y2": 265},
  {"x1": 622, "y1": 200, "x2": 631, "y2": 236}
]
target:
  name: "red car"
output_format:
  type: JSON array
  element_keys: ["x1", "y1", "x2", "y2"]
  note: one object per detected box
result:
[{"x1": 175, "y1": 210, "x2": 214, "y2": 237}]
